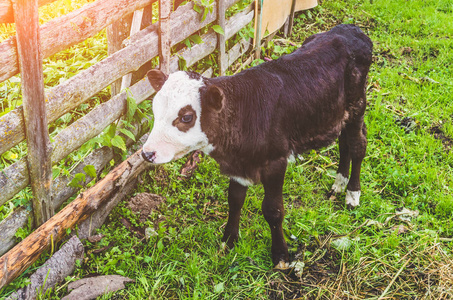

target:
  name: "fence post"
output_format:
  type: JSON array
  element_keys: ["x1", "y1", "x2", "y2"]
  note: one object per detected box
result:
[
  {"x1": 253, "y1": 0, "x2": 263, "y2": 59},
  {"x1": 217, "y1": 0, "x2": 227, "y2": 75},
  {"x1": 287, "y1": 0, "x2": 297, "y2": 37},
  {"x1": 12, "y1": 0, "x2": 53, "y2": 226},
  {"x1": 159, "y1": 0, "x2": 172, "y2": 74}
]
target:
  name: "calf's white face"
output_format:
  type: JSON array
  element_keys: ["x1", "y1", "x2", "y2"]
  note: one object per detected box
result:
[{"x1": 142, "y1": 70, "x2": 212, "y2": 164}]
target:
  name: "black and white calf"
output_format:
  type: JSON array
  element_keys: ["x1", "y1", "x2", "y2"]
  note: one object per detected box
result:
[{"x1": 142, "y1": 24, "x2": 373, "y2": 267}]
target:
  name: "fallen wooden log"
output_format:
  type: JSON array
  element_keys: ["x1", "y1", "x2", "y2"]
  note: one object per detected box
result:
[
  {"x1": 5, "y1": 236, "x2": 84, "y2": 300},
  {"x1": 62, "y1": 275, "x2": 135, "y2": 300},
  {"x1": 0, "y1": 149, "x2": 149, "y2": 289}
]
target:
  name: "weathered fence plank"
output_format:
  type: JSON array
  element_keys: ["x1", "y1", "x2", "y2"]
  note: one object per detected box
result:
[
  {"x1": 0, "y1": 207, "x2": 31, "y2": 257},
  {"x1": 0, "y1": 2, "x2": 253, "y2": 209},
  {"x1": 0, "y1": 0, "x2": 58, "y2": 23},
  {"x1": 226, "y1": 37, "x2": 252, "y2": 67},
  {"x1": 0, "y1": 76, "x2": 154, "y2": 207},
  {"x1": 5, "y1": 236, "x2": 84, "y2": 300},
  {"x1": 0, "y1": 0, "x2": 240, "y2": 158},
  {"x1": 254, "y1": 0, "x2": 263, "y2": 59},
  {"x1": 13, "y1": 0, "x2": 53, "y2": 225},
  {"x1": 0, "y1": 0, "x2": 157, "y2": 83},
  {"x1": 169, "y1": 4, "x2": 254, "y2": 72},
  {"x1": 0, "y1": 149, "x2": 148, "y2": 290},
  {"x1": 217, "y1": 0, "x2": 227, "y2": 75},
  {"x1": 124, "y1": 0, "x2": 238, "y2": 47},
  {"x1": 158, "y1": 0, "x2": 172, "y2": 74},
  {"x1": 0, "y1": 7, "x2": 254, "y2": 254},
  {"x1": 0, "y1": 127, "x2": 148, "y2": 256}
]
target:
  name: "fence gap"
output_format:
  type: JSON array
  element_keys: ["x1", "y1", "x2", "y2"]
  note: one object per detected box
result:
[
  {"x1": 158, "y1": 0, "x2": 172, "y2": 74},
  {"x1": 121, "y1": 9, "x2": 145, "y2": 90},
  {"x1": 217, "y1": 0, "x2": 227, "y2": 75},
  {"x1": 107, "y1": 14, "x2": 133, "y2": 97},
  {"x1": 12, "y1": 0, "x2": 53, "y2": 226}
]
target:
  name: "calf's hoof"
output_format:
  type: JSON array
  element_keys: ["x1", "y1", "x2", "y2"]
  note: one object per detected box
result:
[
  {"x1": 273, "y1": 260, "x2": 290, "y2": 270},
  {"x1": 345, "y1": 190, "x2": 361, "y2": 209}
]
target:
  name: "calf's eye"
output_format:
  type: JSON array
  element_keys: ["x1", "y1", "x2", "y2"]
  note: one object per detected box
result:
[{"x1": 181, "y1": 114, "x2": 193, "y2": 123}]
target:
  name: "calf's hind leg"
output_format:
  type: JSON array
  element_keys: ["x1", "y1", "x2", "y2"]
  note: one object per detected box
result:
[
  {"x1": 261, "y1": 158, "x2": 289, "y2": 268},
  {"x1": 329, "y1": 130, "x2": 351, "y2": 196},
  {"x1": 344, "y1": 120, "x2": 367, "y2": 208}
]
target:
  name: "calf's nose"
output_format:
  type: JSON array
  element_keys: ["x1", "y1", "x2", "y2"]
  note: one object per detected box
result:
[{"x1": 141, "y1": 150, "x2": 156, "y2": 163}]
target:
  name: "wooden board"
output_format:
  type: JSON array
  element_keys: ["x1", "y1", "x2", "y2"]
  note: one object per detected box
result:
[
  {"x1": 257, "y1": 0, "x2": 317, "y2": 39},
  {"x1": 0, "y1": 5, "x2": 254, "y2": 255},
  {"x1": 0, "y1": 0, "x2": 240, "y2": 158},
  {"x1": 0, "y1": 0, "x2": 156, "y2": 84},
  {"x1": 13, "y1": 0, "x2": 53, "y2": 225}
]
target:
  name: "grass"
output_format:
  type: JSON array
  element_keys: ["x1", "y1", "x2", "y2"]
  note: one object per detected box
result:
[{"x1": 1, "y1": 0, "x2": 453, "y2": 298}]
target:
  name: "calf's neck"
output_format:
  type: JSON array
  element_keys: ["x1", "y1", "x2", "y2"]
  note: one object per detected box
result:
[{"x1": 142, "y1": 24, "x2": 373, "y2": 267}]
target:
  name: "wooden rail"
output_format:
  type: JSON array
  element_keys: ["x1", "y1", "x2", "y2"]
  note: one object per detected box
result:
[
  {"x1": 0, "y1": 0, "x2": 239, "y2": 157},
  {"x1": 0, "y1": 0, "x2": 255, "y2": 262},
  {"x1": 0, "y1": 0, "x2": 157, "y2": 83},
  {"x1": 0, "y1": 149, "x2": 150, "y2": 289}
]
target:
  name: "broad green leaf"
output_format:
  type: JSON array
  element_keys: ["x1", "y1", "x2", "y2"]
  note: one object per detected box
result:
[
  {"x1": 52, "y1": 167, "x2": 61, "y2": 180},
  {"x1": 68, "y1": 173, "x2": 86, "y2": 188},
  {"x1": 189, "y1": 34, "x2": 203, "y2": 45},
  {"x1": 212, "y1": 25, "x2": 224, "y2": 35},
  {"x1": 119, "y1": 128, "x2": 136, "y2": 142},
  {"x1": 193, "y1": 4, "x2": 201, "y2": 13},
  {"x1": 157, "y1": 239, "x2": 164, "y2": 252},
  {"x1": 184, "y1": 37, "x2": 192, "y2": 49},
  {"x1": 101, "y1": 133, "x2": 112, "y2": 147},
  {"x1": 126, "y1": 95, "x2": 137, "y2": 122},
  {"x1": 201, "y1": 8, "x2": 208, "y2": 22},
  {"x1": 83, "y1": 165, "x2": 97, "y2": 178},
  {"x1": 106, "y1": 123, "x2": 117, "y2": 139},
  {"x1": 111, "y1": 135, "x2": 127, "y2": 151}
]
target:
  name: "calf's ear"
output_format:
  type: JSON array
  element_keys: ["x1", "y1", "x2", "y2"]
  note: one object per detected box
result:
[
  {"x1": 205, "y1": 85, "x2": 225, "y2": 112},
  {"x1": 147, "y1": 69, "x2": 168, "y2": 92}
]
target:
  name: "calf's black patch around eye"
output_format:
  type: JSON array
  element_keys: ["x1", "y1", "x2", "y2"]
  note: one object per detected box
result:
[{"x1": 172, "y1": 105, "x2": 197, "y2": 132}]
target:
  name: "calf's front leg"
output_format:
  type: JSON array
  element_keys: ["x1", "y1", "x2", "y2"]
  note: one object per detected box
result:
[
  {"x1": 261, "y1": 158, "x2": 289, "y2": 268},
  {"x1": 222, "y1": 179, "x2": 248, "y2": 248}
]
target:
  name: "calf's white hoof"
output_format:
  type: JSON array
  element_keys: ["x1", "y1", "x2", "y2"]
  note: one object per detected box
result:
[
  {"x1": 345, "y1": 190, "x2": 360, "y2": 208},
  {"x1": 331, "y1": 173, "x2": 349, "y2": 194},
  {"x1": 274, "y1": 261, "x2": 290, "y2": 270}
]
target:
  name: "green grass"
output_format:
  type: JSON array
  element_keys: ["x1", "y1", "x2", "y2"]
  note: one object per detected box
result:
[{"x1": 2, "y1": 0, "x2": 453, "y2": 298}]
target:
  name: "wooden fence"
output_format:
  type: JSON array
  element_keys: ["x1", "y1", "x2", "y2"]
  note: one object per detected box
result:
[{"x1": 0, "y1": 0, "x2": 255, "y2": 283}]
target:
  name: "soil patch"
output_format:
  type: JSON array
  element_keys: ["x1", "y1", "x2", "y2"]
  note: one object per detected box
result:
[
  {"x1": 429, "y1": 125, "x2": 452, "y2": 150},
  {"x1": 269, "y1": 235, "x2": 341, "y2": 299},
  {"x1": 127, "y1": 193, "x2": 165, "y2": 222}
]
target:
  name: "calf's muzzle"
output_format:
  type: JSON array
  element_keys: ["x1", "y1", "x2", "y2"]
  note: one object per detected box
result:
[{"x1": 141, "y1": 150, "x2": 156, "y2": 163}]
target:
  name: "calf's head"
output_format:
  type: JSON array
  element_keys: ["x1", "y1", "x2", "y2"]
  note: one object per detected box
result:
[{"x1": 142, "y1": 70, "x2": 223, "y2": 164}]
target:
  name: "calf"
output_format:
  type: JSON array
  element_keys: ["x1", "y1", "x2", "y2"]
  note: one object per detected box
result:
[{"x1": 142, "y1": 24, "x2": 373, "y2": 267}]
